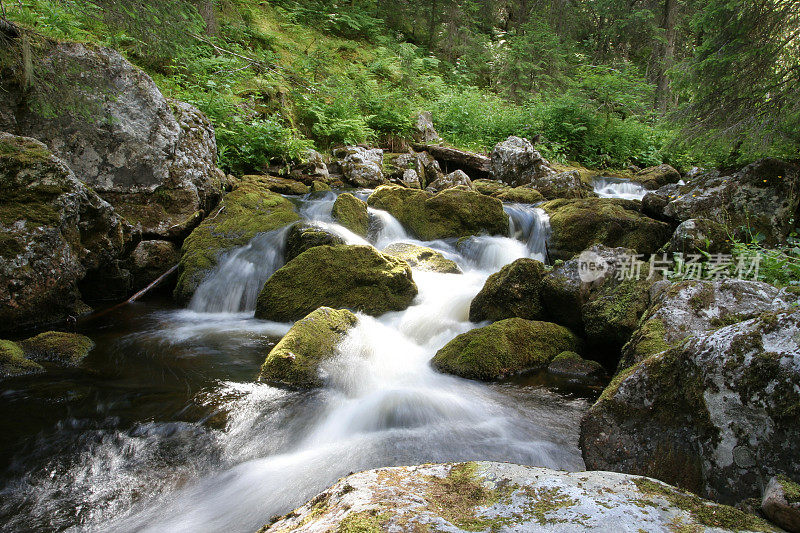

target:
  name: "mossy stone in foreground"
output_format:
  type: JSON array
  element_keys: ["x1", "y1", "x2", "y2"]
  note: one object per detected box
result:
[
  {"x1": 0, "y1": 340, "x2": 44, "y2": 378},
  {"x1": 174, "y1": 182, "x2": 299, "y2": 303},
  {"x1": 432, "y1": 318, "x2": 582, "y2": 380},
  {"x1": 469, "y1": 258, "x2": 545, "y2": 322},
  {"x1": 19, "y1": 331, "x2": 94, "y2": 365},
  {"x1": 255, "y1": 245, "x2": 418, "y2": 322},
  {"x1": 331, "y1": 192, "x2": 369, "y2": 237},
  {"x1": 259, "y1": 307, "x2": 358, "y2": 389},
  {"x1": 382, "y1": 242, "x2": 461, "y2": 273}
]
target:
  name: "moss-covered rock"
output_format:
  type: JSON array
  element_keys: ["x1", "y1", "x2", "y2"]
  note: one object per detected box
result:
[
  {"x1": 762, "y1": 475, "x2": 800, "y2": 533},
  {"x1": 0, "y1": 340, "x2": 44, "y2": 378},
  {"x1": 472, "y1": 179, "x2": 509, "y2": 197},
  {"x1": 469, "y1": 258, "x2": 546, "y2": 322},
  {"x1": 632, "y1": 164, "x2": 680, "y2": 189},
  {"x1": 241, "y1": 175, "x2": 310, "y2": 195},
  {"x1": 332, "y1": 193, "x2": 369, "y2": 237},
  {"x1": 547, "y1": 351, "x2": 604, "y2": 381},
  {"x1": 255, "y1": 245, "x2": 417, "y2": 322},
  {"x1": 432, "y1": 318, "x2": 582, "y2": 380},
  {"x1": 664, "y1": 217, "x2": 732, "y2": 255},
  {"x1": 543, "y1": 198, "x2": 671, "y2": 259},
  {"x1": 382, "y1": 243, "x2": 461, "y2": 273},
  {"x1": 581, "y1": 309, "x2": 800, "y2": 504},
  {"x1": 19, "y1": 331, "x2": 94, "y2": 365},
  {"x1": 259, "y1": 307, "x2": 358, "y2": 389},
  {"x1": 174, "y1": 181, "x2": 299, "y2": 303},
  {"x1": 497, "y1": 186, "x2": 545, "y2": 204},
  {"x1": 285, "y1": 222, "x2": 345, "y2": 262},
  {"x1": 310, "y1": 180, "x2": 332, "y2": 192},
  {"x1": 367, "y1": 185, "x2": 508, "y2": 241}
]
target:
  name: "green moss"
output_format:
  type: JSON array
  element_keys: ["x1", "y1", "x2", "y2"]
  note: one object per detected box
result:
[
  {"x1": 548, "y1": 351, "x2": 604, "y2": 378},
  {"x1": 620, "y1": 317, "x2": 670, "y2": 370},
  {"x1": 737, "y1": 350, "x2": 800, "y2": 420},
  {"x1": 633, "y1": 478, "x2": 775, "y2": 532},
  {"x1": 19, "y1": 331, "x2": 94, "y2": 365},
  {"x1": 472, "y1": 179, "x2": 509, "y2": 197},
  {"x1": 688, "y1": 283, "x2": 715, "y2": 313},
  {"x1": 285, "y1": 222, "x2": 345, "y2": 261},
  {"x1": 255, "y1": 245, "x2": 418, "y2": 322},
  {"x1": 583, "y1": 276, "x2": 652, "y2": 349},
  {"x1": 0, "y1": 339, "x2": 44, "y2": 377},
  {"x1": 469, "y1": 258, "x2": 545, "y2": 322},
  {"x1": 0, "y1": 136, "x2": 52, "y2": 165},
  {"x1": 521, "y1": 486, "x2": 578, "y2": 525},
  {"x1": 336, "y1": 511, "x2": 382, "y2": 533},
  {"x1": 332, "y1": 193, "x2": 370, "y2": 237},
  {"x1": 311, "y1": 181, "x2": 332, "y2": 192},
  {"x1": 259, "y1": 307, "x2": 358, "y2": 389},
  {"x1": 0, "y1": 233, "x2": 24, "y2": 258},
  {"x1": 382, "y1": 242, "x2": 461, "y2": 273},
  {"x1": 776, "y1": 475, "x2": 800, "y2": 504},
  {"x1": 424, "y1": 463, "x2": 498, "y2": 531},
  {"x1": 432, "y1": 318, "x2": 582, "y2": 380},
  {"x1": 242, "y1": 174, "x2": 310, "y2": 195},
  {"x1": 498, "y1": 186, "x2": 545, "y2": 204}
]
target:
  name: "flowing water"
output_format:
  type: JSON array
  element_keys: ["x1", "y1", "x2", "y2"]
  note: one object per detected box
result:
[
  {"x1": 0, "y1": 191, "x2": 596, "y2": 533},
  {"x1": 592, "y1": 176, "x2": 648, "y2": 200}
]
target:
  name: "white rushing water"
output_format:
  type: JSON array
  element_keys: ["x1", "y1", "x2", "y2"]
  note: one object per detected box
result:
[
  {"x1": 4, "y1": 190, "x2": 589, "y2": 533},
  {"x1": 592, "y1": 176, "x2": 648, "y2": 200}
]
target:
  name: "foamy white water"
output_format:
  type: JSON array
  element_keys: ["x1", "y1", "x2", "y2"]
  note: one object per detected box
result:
[{"x1": 592, "y1": 176, "x2": 648, "y2": 200}]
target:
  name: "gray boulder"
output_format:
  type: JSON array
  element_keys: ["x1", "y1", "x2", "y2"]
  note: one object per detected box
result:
[
  {"x1": 337, "y1": 146, "x2": 385, "y2": 187},
  {"x1": 665, "y1": 217, "x2": 732, "y2": 255},
  {"x1": 413, "y1": 111, "x2": 440, "y2": 143},
  {"x1": 532, "y1": 170, "x2": 595, "y2": 199},
  {"x1": 632, "y1": 164, "x2": 681, "y2": 189},
  {"x1": 291, "y1": 148, "x2": 329, "y2": 183},
  {"x1": 426, "y1": 169, "x2": 473, "y2": 193},
  {"x1": 129, "y1": 240, "x2": 180, "y2": 290},
  {"x1": 490, "y1": 136, "x2": 555, "y2": 187}
]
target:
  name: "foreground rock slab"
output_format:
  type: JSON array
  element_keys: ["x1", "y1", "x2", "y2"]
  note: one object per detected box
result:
[{"x1": 260, "y1": 462, "x2": 777, "y2": 532}]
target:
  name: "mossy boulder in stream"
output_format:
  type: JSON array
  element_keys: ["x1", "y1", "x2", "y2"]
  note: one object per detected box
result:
[
  {"x1": 259, "y1": 307, "x2": 358, "y2": 389},
  {"x1": 632, "y1": 164, "x2": 681, "y2": 189},
  {"x1": 547, "y1": 351, "x2": 604, "y2": 381},
  {"x1": 331, "y1": 193, "x2": 369, "y2": 237},
  {"x1": 19, "y1": 331, "x2": 95, "y2": 366},
  {"x1": 382, "y1": 243, "x2": 461, "y2": 273},
  {"x1": 0, "y1": 340, "x2": 44, "y2": 378},
  {"x1": 497, "y1": 186, "x2": 545, "y2": 204},
  {"x1": 432, "y1": 318, "x2": 581, "y2": 381},
  {"x1": 469, "y1": 258, "x2": 546, "y2": 322},
  {"x1": 284, "y1": 222, "x2": 345, "y2": 262},
  {"x1": 174, "y1": 180, "x2": 299, "y2": 303},
  {"x1": 543, "y1": 198, "x2": 671, "y2": 260},
  {"x1": 255, "y1": 245, "x2": 417, "y2": 322},
  {"x1": 367, "y1": 185, "x2": 508, "y2": 241}
]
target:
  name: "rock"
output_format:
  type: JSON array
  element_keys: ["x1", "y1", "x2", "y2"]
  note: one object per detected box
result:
[
  {"x1": 543, "y1": 198, "x2": 672, "y2": 260},
  {"x1": 665, "y1": 217, "x2": 732, "y2": 255},
  {"x1": 259, "y1": 307, "x2": 357, "y2": 389},
  {"x1": 400, "y1": 169, "x2": 421, "y2": 188},
  {"x1": 0, "y1": 42, "x2": 225, "y2": 237},
  {"x1": 284, "y1": 223, "x2": 345, "y2": 262},
  {"x1": 644, "y1": 158, "x2": 800, "y2": 244},
  {"x1": 432, "y1": 318, "x2": 582, "y2": 380},
  {"x1": 410, "y1": 143, "x2": 490, "y2": 177},
  {"x1": 310, "y1": 180, "x2": 332, "y2": 192},
  {"x1": 581, "y1": 309, "x2": 800, "y2": 504},
  {"x1": 532, "y1": 170, "x2": 595, "y2": 200},
  {"x1": 386, "y1": 151, "x2": 442, "y2": 188},
  {"x1": 0, "y1": 340, "x2": 43, "y2": 378},
  {"x1": 469, "y1": 258, "x2": 545, "y2": 322},
  {"x1": 548, "y1": 351, "x2": 604, "y2": 381},
  {"x1": 620, "y1": 279, "x2": 798, "y2": 370},
  {"x1": 255, "y1": 245, "x2": 418, "y2": 322},
  {"x1": 497, "y1": 186, "x2": 545, "y2": 203},
  {"x1": 292, "y1": 149, "x2": 329, "y2": 183},
  {"x1": 633, "y1": 164, "x2": 681, "y2": 189},
  {"x1": 413, "y1": 111, "x2": 440, "y2": 143},
  {"x1": 426, "y1": 169, "x2": 473, "y2": 193},
  {"x1": 472, "y1": 179, "x2": 509, "y2": 197},
  {"x1": 337, "y1": 147, "x2": 385, "y2": 187},
  {"x1": 490, "y1": 136, "x2": 555, "y2": 187},
  {"x1": 19, "y1": 331, "x2": 94, "y2": 366},
  {"x1": 174, "y1": 181, "x2": 299, "y2": 303},
  {"x1": 367, "y1": 185, "x2": 509, "y2": 241},
  {"x1": 241, "y1": 175, "x2": 310, "y2": 195},
  {"x1": 382, "y1": 243, "x2": 461, "y2": 273},
  {"x1": 762, "y1": 475, "x2": 800, "y2": 533},
  {"x1": 331, "y1": 193, "x2": 369, "y2": 237},
  {"x1": 129, "y1": 240, "x2": 180, "y2": 290},
  {"x1": 0, "y1": 133, "x2": 132, "y2": 333},
  {"x1": 260, "y1": 462, "x2": 776, "y2": 532}
]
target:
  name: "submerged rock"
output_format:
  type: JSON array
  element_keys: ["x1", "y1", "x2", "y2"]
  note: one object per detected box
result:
[
  {"x1": 367, "y1": 185, "x2": 508, "y2": 241},
  {"x1": 432, "y1": 318, "x2": 581, "y2": 380},
  {"x1": 632, "y1": 164, "x2": 681, "y2": 189},
  {"x1": 260, "y1": 462, "x2": 776, "y2": 532},
  {"x1": 0, "y1": 340, "x2": 43, "y2": 378},
  {"x1": 174, "y1": 180, "x2": 299, "y2": 303},
  {"x1": 543, "y1": 198, "x2": 672, "y2": 259},
  {"x1": 762, "y1": 475, "x2": 800, "y2": 533},
  {"x1": 469, "y1": 258, "x2": 546, "y2": 322},
  {"x1": 0, "y1": 133, "x2": 132, "y2": 333},
  {"x1": 255, "y1": 245, "x2": 417, "y2": 322},
  {"x1": 331, "y1": 192, "x2": 369, "y2": 237},
  {"x1": 581, "y1": 309, "x2": 800, "y2": 504},
  {"x1": 490, "y1": 136, "x2": 555, "y2": 187},
  {"x1": 426, "y1": 169, "x2": 473, "y2": 193},
  {"x1": 259, "y1": 307, "x2": 357, "y2": 389},
  {"x1": 382, "y1": 243, "x2": 461, "y2": 273},
  {"x1": 284, "y1": 222, "x2": 345, "y2": 262}
]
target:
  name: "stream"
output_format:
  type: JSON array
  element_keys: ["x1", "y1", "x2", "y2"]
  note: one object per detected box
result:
[{"x1": 0, "y1": 186, "x2": 626, "y2": 532}]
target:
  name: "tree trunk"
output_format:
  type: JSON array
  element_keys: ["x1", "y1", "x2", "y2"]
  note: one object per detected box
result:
[
  {"x1": 428, "y1": 0, "x2": 438, "y2": 50},
  {"x1": 197, "y1": 0, "x2": 218, "y2": 36},
  {"x1": 656, "y1": 0, "x2": 677, "y2": 112}
]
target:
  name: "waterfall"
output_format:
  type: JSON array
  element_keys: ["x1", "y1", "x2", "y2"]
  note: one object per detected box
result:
[
  {"x1": 504, "y1": 203, "x2": 551, "y2": 262},
  {"x1": 592, "y1": 176, "x2": 647, "y2": 200}
]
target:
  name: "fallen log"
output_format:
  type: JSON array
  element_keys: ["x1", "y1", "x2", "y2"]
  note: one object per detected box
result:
[{"x1": 411, "y1": 143, "x2": 491, "y2": 176}]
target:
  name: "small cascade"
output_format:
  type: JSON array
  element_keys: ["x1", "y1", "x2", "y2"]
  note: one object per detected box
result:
[
  {"x1": 504, "y1": 204, "x2": 552, "y2": 262},
  {"x1": 592, "y1": 176, "x2": 648, "y2": 200},
  {"x1": 188, "y1": 227, "x2": 290, "y2": 313},
  {"x1": 368, "y1": 207, "x2": 409, "y2": 248},
  {"x1": 298, "y1": 191, "x2": 338, "y2": 221}
]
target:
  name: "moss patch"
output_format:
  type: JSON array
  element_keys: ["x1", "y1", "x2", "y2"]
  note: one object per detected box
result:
[
  {"x1": 777, "y1": 475, "x2": 800, "y2": 505},
  {"x1": 424, "y1": 463, "x2": 503, "y2": 531},
  {"x1": 19, "y1": 331, "x2": 94, "y2": 365},
  {"x1": 469, "y1": 258, "x2": 545, "y2": 323},
  {"x1": 620, "y1": 317, "x2": 671, "y2": 370},
  {"x1": 336, "y1": 511, "x2": 382, "y2": 533},
  {"x1": 332, "y1": 193, "x2": 369, "y2": 237},
  {"x1": 0, "y1": 339, "x2": 44, "y2": 377}
]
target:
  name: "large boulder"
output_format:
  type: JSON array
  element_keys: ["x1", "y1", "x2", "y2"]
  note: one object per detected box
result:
[
  {"x1": 620, "y1": 279, "x2": 798, "y2": 370},
  {"x1": 581, "y1": 309, "x2": 800, "y2": 504},
  {"x1": 665, "y1": 217, "x2": 732, "y2": 255},
  {"x1": 337, "y1": 146, "x2": 385, "y2": 187},
  {"x1": 261, "y1": 462, "x2": 775, "y2": 532},
  {"x1": 0, "y1": 41, "x2": 225, "y2": 238},
  {"x1": 331, "y1": 192, "x2": 369, "y2": 237},
  {"x1": 497, "y1": 185, "x2": 545, "y2": 204},
  {"x1": 643, "y1": 158, "x2": 800, "y2": 244},
  {"x1": 255, "y1": 245, "x2": 418, "y2": 322},
  {"x1": 530, "y1": 170, "x2": 595, "y2": 200},
  {"x1": 367, "y1": 185, "x2": 509, "y2": 241},
  {"x1": 382, "y1": 243, "x2": 461, "y2": 273},
  {"x1": 128, "y1": 239, "x2": 180, "y2": 291},
  {"x1": 259, "y1": 307, "x2": 357, "y2": 389},
  {"x1": 543, "y1": 198, "x2": 672, "y2": 259},
  {"x1": 490, "y1": 136, "x2": 555, "y2": 187},
  {"x1": 632, "y1": 164, "x2": 681, "y2": 189},
  {"x1": 284, "y1": 222, "x2": 344, "y2": 262},
  {"x1": 384, "y1": 151, "x2": 442, "y2": 188},
  {"x1": 426, "y1": 169, "x2": 472, "y2": 193},
  {"x1": 469, "y1": 258, "x2": 546, "y2": 322},
  {"x1": 174, "y1": 180, "x2": 299, "y2": 303},
  {"x1": 290, "y1": 148, "x2": 329, "y2": 184},
  {"x1": 413, "y1": 111, "x2": 440, "y2": 143},
  {"x1": 432, "y1": 318, "x2": 581, "y2": 380},
  {"x1": 0, "y1": 134, "x2": 132, "y2": 333}
]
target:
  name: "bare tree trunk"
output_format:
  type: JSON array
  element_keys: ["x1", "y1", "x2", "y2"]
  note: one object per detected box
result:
[
  {"x1": 656, "y1": 0, "x2": 677, "y2": 112},
  {"x1": 428, "y1": 0, "x2": 438, "y2": 50},
  {"x1": 197, "y1": 0, "x2": 218, "y2": 36}
]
